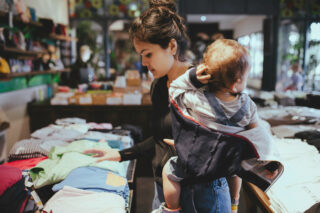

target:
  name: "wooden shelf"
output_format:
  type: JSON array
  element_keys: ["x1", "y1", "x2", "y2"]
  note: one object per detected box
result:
[
  {"x1": 0, "y1": 68, "x2": 70, "y2": 80},
  {"x1": 49, "y1": 33, "x2": 77, "y2": 42},
  {"x1": 0, "y1": 11, "x2": 43, "y2": 28},
  {"x1": 0, "y1": 45, "x2": 45, "y2": 58}
]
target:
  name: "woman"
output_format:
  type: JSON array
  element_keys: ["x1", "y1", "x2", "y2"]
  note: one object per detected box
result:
[{"x1": 84, "y1": 1, "x2": 231, "y2": 212}]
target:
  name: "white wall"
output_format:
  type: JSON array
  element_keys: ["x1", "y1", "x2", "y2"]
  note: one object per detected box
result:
[
  {"x1": 187, "y1": 15, "x2": 266, "y2": 38},
  {"x1": 23, "y1": 0, "x2": 69, "y2": 25},
  {"x1": 0, "y1": 85, "x2": 48, "y2": 157},
  {"x1": 233, "y1": 16, "x2": 266, "y2": 38}
]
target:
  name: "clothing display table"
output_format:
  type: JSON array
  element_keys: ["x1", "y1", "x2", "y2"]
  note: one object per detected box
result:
[
  {"x1": 4, "y1": 118, "x2": 137, "y2": 213},
  {"x1": 242, "y1": 106, "x2": 320, "y2": 213}
]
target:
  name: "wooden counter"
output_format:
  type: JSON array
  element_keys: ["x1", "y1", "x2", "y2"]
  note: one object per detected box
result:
[{"x1": 27, "y1": 100, "x2": 153, "y2": 139}]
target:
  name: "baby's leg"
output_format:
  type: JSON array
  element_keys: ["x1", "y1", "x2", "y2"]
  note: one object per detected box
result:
[
  {"x1": 227, "y1": 176, "x2": 242, "y2": 213},
  {"x1": 162, "y1": 166, "x2": 181, "y2": 209}
]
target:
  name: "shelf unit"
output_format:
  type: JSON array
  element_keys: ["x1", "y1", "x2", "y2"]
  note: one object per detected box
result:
[
  {"x1": 0, "y1": 11, "x2": 43, "y2": 28},
  {"x1": 49, "y1": 33, "x2": 77, "y2": 42},
  {"x1": 0, "y1": 7, "x2": 77, "y2": 92},
  {"x1": 0, "y1": 44, "x2": 45, "y2": 58},
  {"x1": 0, "y1": 68, "x2": 71, "y2": 81},
  {"x1": 0, "y1": 11, "x2": 77, "y2": 42}
]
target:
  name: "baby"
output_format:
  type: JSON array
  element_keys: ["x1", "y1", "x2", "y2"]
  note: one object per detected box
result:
[{"x1": 159, "y1": 39, "x2": 259, "y2": 213}]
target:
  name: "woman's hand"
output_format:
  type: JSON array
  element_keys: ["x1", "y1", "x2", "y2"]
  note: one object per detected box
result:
[
  {"x1": 83, "y1": 149, "x2": 121, "y2": 162},
  {"x1": 196, "y1": 64, "x2": 211, "y2": 84}
]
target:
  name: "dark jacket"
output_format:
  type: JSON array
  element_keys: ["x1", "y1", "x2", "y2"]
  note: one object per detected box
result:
[
  {"x1": 119, "y1": 76, "x2": 176, "y2": 184},
  {"x1": 170, "y1": 69, "x2": 284, "y2": 192},
  {"x1": 171, "y1": 100, "x2": 282, "y2": 191}
]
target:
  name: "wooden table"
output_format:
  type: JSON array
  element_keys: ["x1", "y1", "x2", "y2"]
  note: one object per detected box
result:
[{"x1": 127, "y1": 160, "x2": 137, "y2": 213}]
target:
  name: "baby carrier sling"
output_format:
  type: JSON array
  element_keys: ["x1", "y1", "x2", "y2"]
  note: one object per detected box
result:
[{"x1": 170, "y1": 92, "x2": 277, "y2": 191}]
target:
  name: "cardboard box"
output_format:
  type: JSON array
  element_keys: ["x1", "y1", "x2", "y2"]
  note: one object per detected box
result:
[
  {"x1": 76, "y1": 94, "x2": 92, "y2": 105},
  {"x1": 126, "y1": 78, "x2": 141, "y2": 86},
  {"x1": 106, "y1": 93, "x2": 123, "y2": 105},
  {"x1": 126, "y1": 70, "x2": 141, "y2": 86},
  {"x1": 67, "y1": 96, "x2": 77, "y2": 105},
  {"x1": 92, "y1": 93, "x2": 108, "y2": 105},
  {"x1": 123, "y1": 92, "x2": 142, "y2": 105},
  {"x1": 142, "y1": 93, "x2": 152, "y2": 105}
]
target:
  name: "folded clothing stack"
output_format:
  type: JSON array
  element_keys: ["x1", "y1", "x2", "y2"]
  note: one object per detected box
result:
[{"x1": 0, "y1": 165, "x2": 28, "y2": 213}]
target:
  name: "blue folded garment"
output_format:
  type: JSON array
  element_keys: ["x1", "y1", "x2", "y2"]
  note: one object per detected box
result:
[
  {"x1": 52, "y1": 166, "x2": 129, "y2": 201},
  {"x1": 80, "y1": 138, "x2": 124, "y2": 150}
]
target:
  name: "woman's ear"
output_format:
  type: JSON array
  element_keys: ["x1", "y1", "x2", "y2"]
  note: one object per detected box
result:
[{"x1": 169, "y1": 39, "x2": 178, "y2": 56}]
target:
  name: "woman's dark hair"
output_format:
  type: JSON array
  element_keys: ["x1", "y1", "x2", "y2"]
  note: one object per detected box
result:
[{"x1": 129, "y1": 0, "x2": 190, "y2": 62}]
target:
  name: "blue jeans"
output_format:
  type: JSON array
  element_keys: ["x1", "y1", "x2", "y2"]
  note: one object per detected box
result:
[{"x1": 152, "y1": 178, "x2": 231, "y2": 213}]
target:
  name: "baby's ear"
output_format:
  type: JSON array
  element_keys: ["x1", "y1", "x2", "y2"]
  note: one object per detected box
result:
[
  {"x1": 231, "y1": 85, "x2": 237, "y2": 93},
  {"x1": 230, "y1": 80, "x2": 240, "y2": 93}
]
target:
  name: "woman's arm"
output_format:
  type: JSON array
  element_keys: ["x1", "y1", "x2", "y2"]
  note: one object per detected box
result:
[
  {"x1": 83, "y1": 136, "x2": 156, "y2": 162},
  {"x1": 119, "y1": 136, "x2": 155, "y2": 161}
]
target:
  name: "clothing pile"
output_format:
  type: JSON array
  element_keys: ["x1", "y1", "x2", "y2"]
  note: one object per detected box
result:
[
  {"x1": 258, "y1": 106, "x2": 320, "y2": 126},
  {"x1": 2, "y1": 117, "x2": 135, "y2": 213},
  {"x1": 0, "y1": 165, "x2": 28, "y2": 213},
  {"x1": 266, "y1": 138, "x2": 320, "y2": 213},
  {"x1": 256, "y1": 106, "x2": 320, "y2": 212}
]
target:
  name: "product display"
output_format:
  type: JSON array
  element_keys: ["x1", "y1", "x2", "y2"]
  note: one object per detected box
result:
[
  {"x1": 1, "y1": 117, "x2": 135, "y2": 212},
  {"x1": 0, "y1": 57, "x2": 10, "y2": 74}
]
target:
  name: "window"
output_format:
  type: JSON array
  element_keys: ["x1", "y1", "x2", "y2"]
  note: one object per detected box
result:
[
  {"x1": 276, "y1": 21, "x2": 304, "y2": 92},
  {"x1": 304, "y1": 22, "x2": 320, "y2": 91},
  {"x1": 238, "y1": 32, "x2": 264, "y2": 80}
]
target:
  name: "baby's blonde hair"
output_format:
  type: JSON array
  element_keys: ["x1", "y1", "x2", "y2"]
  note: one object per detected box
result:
[{"x1": 202, "y1": 39, "x2": 250, "y2": 91}]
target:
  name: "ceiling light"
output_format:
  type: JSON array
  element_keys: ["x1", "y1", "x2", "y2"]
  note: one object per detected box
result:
[{"x1": 200, "y1": 16, "x2": 206, "y2": 22}]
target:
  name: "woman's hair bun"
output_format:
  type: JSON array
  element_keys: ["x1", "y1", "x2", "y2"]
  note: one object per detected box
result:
[{"x1": 149, "y1": 0, "x2": 177, "y2": 12}]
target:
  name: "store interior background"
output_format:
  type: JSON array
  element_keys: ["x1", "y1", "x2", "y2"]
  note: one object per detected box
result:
[{"x1": 0, "y1": 0, "x2": 320, "y2": 212}]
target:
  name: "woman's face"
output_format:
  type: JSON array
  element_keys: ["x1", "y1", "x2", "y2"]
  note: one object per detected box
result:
[{"x1": 133, "y1": 39, "x2": 175, "y2": 79}]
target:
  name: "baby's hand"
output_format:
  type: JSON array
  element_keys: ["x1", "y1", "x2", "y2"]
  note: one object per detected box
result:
[
  {"x1": 265, "y1": 168, "x2": 279, "y2": 179},
  {"x1": 196, "y1": 64, "x2": 211, "y2": 84}
]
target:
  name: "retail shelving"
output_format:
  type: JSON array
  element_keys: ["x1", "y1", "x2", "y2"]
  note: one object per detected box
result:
[
  {"x1": 0, "y1": 44, "x2": 45, "y2": 58},
  {"x1": 0, "y1": 68, "x2": 70, "y2": 81},
  {"x1": 49, "y1": 33, "x2": 77, "y2": 42},
  {"x1": 0, "y1": 11, "x2": 43, "y2": 27}
]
